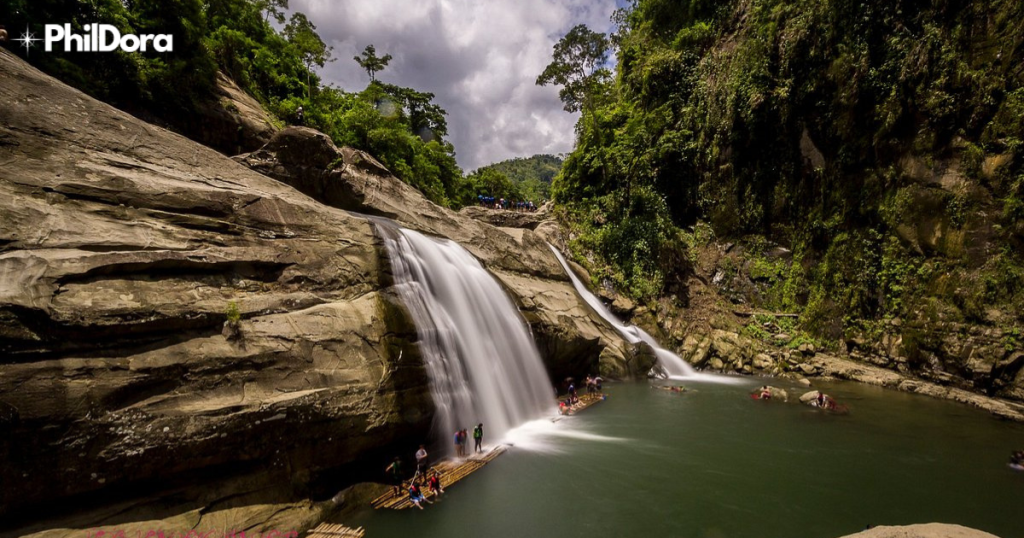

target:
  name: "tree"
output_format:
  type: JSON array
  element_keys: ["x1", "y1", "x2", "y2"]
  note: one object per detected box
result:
[
  {"x1": 255, "y1": 0, "x2": 288, "y2": 24},
  {"x1": 354, "y1": 44, "x2": 393, "y2": 82},
  {"x1": 375, "y1": 82, "x2": 448, "y2": 138},
  {"x1": 536, "y1": 24, "x2": 611, "y2": 114},
  {"x1": 538, "y1": 24, "x2": 612, "y2": 186},
  {"x1": 284, "y1": 12, "x2": 333, "y2": 98},
  {"x1": 467, "y1": 168, "x2": 522, "y2": 201}
]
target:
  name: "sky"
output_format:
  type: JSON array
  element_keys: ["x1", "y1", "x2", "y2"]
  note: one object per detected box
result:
[{"x1": 289, "y1": 0, "x2": 622, "y2": 171}]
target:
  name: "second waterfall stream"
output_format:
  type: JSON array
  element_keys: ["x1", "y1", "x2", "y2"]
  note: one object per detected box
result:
[
  {"x1": 548, "y1": 244, "x2": 738, "y2": 382},
  {"x1": 374, "y1": 221, "x2": 556, "y2": 454}
]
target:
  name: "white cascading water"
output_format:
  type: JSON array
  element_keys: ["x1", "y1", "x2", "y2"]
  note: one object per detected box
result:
[
  {"x1": 375, "y1": 222, "x2": 556, "y2": 454},
  {"x1": 547, "y1": 244, "x2": 705, "y2": 378}
]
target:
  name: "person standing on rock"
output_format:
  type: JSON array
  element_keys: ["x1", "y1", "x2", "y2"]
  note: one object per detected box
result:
[
  {"x1": 295, "y1": 106, "x2": 304, "y2": 125},
  {"x1": 473, "y1": 423, "x2": 483, "y2": 454},
  {"x1": 454, "y1": 429, "x2": 462, "y2": 458}
]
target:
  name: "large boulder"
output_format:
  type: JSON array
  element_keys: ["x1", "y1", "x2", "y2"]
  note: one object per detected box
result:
[
  {"x1": 837, "y1": 523, "x2": 1001, "y2": 538},
  {"x1": 135, "y1": 71, "x2": 278, "y2": 157}
]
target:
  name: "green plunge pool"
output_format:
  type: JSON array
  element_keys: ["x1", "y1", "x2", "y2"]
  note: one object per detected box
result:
[{"x1": 349, "y1": 378, "x2": 1024, "y2": 538}]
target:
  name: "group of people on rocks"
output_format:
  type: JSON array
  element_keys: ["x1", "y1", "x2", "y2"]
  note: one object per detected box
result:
[
  {"x1": 453, "y1": 423, "x2": 484, "y2": 457},
  {"x1": 384, "y1": 424, "x2": 485, "y2": 509},
  {"x1": 476, "y1": 196, "x2": 538, "y2": 212}
]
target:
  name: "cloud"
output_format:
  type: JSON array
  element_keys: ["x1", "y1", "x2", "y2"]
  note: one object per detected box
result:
[{"x1": 289, "y1": 0, "x2": 617, "y2": 170}]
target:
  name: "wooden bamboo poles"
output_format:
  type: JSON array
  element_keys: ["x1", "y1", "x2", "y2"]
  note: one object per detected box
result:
[
  {"x1": 370, "y1": 445, "x2": 508, "y2": 510},
  {"x1": 559, "y1": 392, "x2": 605, "y2": 415},
  {"x1": 306, "y1": 523, "x2": 365, "y2": 538},
  {"x1": 369, "y1": 394, "x2": 605, "y2": 511}
]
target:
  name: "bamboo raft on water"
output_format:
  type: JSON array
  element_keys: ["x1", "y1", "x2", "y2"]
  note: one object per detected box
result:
[
  {"x1": 306, "y1": 523, "x2": 365, "y2": 538},
  {"x1": 558, "y1": 392, "x2": 605, "y2": 415},
  {"x1": 370, "y1": 445, "x2": 508, "y2": 510}
]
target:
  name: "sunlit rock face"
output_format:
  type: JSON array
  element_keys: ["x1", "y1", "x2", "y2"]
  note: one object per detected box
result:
[{"x1": 0, "y1": 48, "x2": 433, "y2": 521}]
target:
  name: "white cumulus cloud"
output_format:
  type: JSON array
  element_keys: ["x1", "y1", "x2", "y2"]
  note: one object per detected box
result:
[{"x1": 289, "y1": 0, "x2": 618, "y2": 170}]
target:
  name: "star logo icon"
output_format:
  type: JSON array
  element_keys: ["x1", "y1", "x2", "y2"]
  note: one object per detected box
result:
[{"x1": 14, "y1": 25, "x2": 41, "y2": 55}]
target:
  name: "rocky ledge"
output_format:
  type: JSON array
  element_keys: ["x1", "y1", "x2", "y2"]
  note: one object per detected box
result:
[{"x1": 234, "y1": 126, "x2": 649, "y2": 380}]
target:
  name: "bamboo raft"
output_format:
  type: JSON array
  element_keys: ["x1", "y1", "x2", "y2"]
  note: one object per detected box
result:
[
  {"x1": 558, "y1": 392, "x2": 605, "y2": 415},
  {"x1": 306, "y1": 523, "x2": 364, "y2": 538},
  {"x1": 370, "y1": 445, "x2": 508, "y2": 510}
]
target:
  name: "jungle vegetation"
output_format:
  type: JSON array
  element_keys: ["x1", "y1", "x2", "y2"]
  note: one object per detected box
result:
[{"x1": 541, "y1": 0, "x2": 1024, "y2": 340}]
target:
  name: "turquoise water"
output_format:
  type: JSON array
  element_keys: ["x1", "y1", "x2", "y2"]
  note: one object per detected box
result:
[{"x1": 349, "y1": 379, "x2": 1024, "y2": 538}]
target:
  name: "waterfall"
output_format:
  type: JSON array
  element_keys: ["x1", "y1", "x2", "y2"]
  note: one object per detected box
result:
[
  {"x1": 375, "y1": 221, "x2": 555, "y2": 454},
  {"x1": 547, "y1": 245, "x2": 699, "y2": 378}
]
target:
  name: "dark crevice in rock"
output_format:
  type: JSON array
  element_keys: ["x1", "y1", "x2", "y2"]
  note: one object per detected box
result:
[
  {"x1": 41, "y1": 185, "x2": 237, "y2": 220},
  {"x1": 59, "y1": 259, "x2": 292, "y2": 287},
  {"x1": 0, "y1": 305, "x2": 225, "y2": 361}
]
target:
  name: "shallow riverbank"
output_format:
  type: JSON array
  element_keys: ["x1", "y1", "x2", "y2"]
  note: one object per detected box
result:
[{"x1": 804, "y1": 354, "x2": 1024, "y2": 422}]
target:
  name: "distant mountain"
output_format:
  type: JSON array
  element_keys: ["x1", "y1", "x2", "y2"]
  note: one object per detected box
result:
[
  {"x1": 474, "y1": 154, "x2": 563, "y2": 202},
  {"x1": 480, "y1": 154, "x2": 563, "y2": 184}
]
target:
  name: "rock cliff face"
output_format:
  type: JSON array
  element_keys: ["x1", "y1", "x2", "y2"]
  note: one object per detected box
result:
[
  {"x1": 0, "y1": 47, "x2": 435, "y2": 526},
  {"x1": 0, "y1": 48, "x2": 639, "y2": 530},
  {"x1": 235, "y1": 127, "x2": 647, "y2": 382},
  {"x1": 131, "y1": 70, "x2": 279, "y2": 157}
]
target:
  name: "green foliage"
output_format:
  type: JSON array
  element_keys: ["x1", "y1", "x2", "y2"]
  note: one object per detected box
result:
[
  {"x1": 548, "y1": 0, "x2": 1024, "y2": 338},
  {"x1": 2, "y1": 0, "x2": 469, "y2": 208},
  {"x1": 225, "y1": 301, "x2": 242, "y2": 324},
  {"x1": 473, "y1": 155, "x2": 562, "y2": 202},
  {"x1": 1003, "y1": 327, "x2": 1022, "y2": 353},
  {"x1": 2, "y1": 0, "x2": 217, "y2": 115},
  {"x1": 536, "y1": 24, "x2": 611, "y2": 114},
  {"x1": 283, "y1": 12, "x2": 333, "y2": 98},
  {"x1": 254, "y1": 0, "x2": 288, "y2": 24},
  {"x1": 1004, "y1": 175, "x2": 1024, "y2": 224},
  {"x1": 464, "y1": 168, "x2": 523, "y2": 201},
  {"x1": 559, "y1": 186, "x2": 686, "y2": 300}
]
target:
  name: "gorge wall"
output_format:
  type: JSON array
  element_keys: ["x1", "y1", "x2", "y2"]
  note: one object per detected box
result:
[{"x1": 0, "y1": 48, "x2": 640, "y2": 532}]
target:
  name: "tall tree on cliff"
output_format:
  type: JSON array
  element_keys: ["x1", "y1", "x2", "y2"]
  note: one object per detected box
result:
[
  {"x1": 284, "y1": 12, "x2": 333, "y2": 98},
  {"x1": 354, "y1": 44, "x2": 393, "y2": 82},
  {"x1": 536, "y1": 24, "x2": 611, "y2": 184}
]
